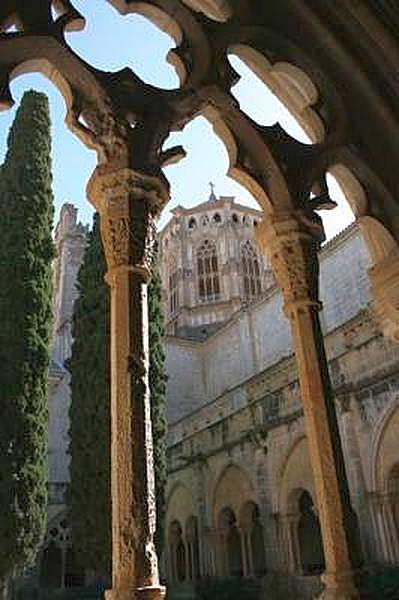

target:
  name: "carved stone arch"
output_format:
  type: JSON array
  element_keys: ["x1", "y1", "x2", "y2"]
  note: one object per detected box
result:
[
  {"x1": 326, "y1": 148, "x2": 399, "y2": 240},
  {"x1": 0, "y1": 42, "x2": 133, "y2": 166},
  {"x1": 212, "y1": 462, "x2": 256, "y2": 529},
  {"x1": 180, "y1": 0, "x2": 232, "y2": 22},
  {"x1": 370, "y1": 402, "x2": 399, "y2": 492},
  {"x1": 203, "y1": 104, "x2": 291, "y2": 215},
  {"x1": 229, "y1": 43, "x2": 324, "y2": 143},
  {"x1": 327, "y1": 164, "x2": 368, "y2": 220},
  {"x1": 166, "y1": 482, "x2": 196, "y2": 531},
  {"x1": 40, "y1": 509, "x2": 85, "y2": 589},
  {"x1": 108, "y1": 0, "x2": 215, "y2": 88}
]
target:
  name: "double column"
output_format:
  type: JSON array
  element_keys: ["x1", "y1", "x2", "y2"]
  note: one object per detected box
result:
[
  {"x1": 88, "y1": 167, "x2": 167, "y2": 600},
  {"x1": 257, "y1": 215, "x2": 361, "y2": 599}
]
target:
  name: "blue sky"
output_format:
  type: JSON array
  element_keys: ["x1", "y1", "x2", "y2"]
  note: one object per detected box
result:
[{"x1": 0, "y1": 0, "x2": 354, "y2": 238}]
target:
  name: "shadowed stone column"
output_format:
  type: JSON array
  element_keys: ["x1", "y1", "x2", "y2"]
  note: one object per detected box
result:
[
  {"x1": 257, "y1": 215, "x2": 361, "y2": 599},
  {"x1": 88, "y1": 166, "x2": 167, "y2": 600}
]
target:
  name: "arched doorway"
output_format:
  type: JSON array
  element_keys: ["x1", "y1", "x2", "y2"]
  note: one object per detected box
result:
[
  {"x1": 186, "y1": 515, "x2": 200, "y2": 580},
  {"x1": 388, "y1": 464, "x2": 399, "y2": 533},
  {"x1": 65, "y1": 547, "x2": 85, "y2": 587},
  {"x1": 297, "y1": 491, "x2": 325, "y2": 575},
  {"x1": 373, "y1": 407, "x2": 399, "y2": 563},
  {"x1": 240, "y1": 501, "x2": 266, "y2": 576},
  {"x1": 40, "y1": 513, "x2": 85, "y2": 589},
  {"x1": 219, "y1": 507, "x2": 243, "y2": 577},
  {"x1": 169, "y1": 520, "x2": 186, "y2": 583},
  {"x1": 40, "y1": 541, "x2": 62, "y2": 588}
]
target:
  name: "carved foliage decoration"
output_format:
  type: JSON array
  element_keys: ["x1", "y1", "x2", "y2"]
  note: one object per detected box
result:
[
  {"x1": 256, "y1": 217, "x2": 321, "y2": 315},
  {"x1": 88, "y1": 167, "x2": 165, "y2": 273}
]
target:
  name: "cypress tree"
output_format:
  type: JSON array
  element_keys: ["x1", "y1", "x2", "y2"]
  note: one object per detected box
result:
[
  {"x1": 67, "y1": 217, "x2": 167, "y2": 575},
  {"x1": 67, "y1": 213, "x2": 111, "y2": 578},
  {"x1": 0, "y1": 91, "x2": 54, "y2": 583},
  {"x1": 148, "y1": 256, "x2": 168, "y2": 557}
]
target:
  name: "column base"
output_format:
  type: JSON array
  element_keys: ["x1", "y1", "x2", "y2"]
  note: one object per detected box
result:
[
  {"x1": 318, "y1": 572, "x2": 359, "y2": 600},
  {"x1": 104, "y1": 585, "x2": 166, "y2": 600}
]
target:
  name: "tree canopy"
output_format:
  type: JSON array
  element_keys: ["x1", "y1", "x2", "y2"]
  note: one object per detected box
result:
[
  {"x1": 67, "y1": 215, "x2": 167, "y2": 577},
  {"x1": 0, "y1": 90, "x2": 54, "y2": 579}
]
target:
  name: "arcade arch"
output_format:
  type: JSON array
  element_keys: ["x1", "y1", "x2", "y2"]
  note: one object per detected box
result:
[
  {"x1": 278, "y1": 437, "x2": 325, "y2": 575},
  {"x1": 166, "y1": 484, "x2": 199, "y2": 582},
  {"x1": 212, "y1": 464, "x2": 266, "y2": 577},
  {"x1": 39, "y1": 512, "x2": 85, "y2": 589},
  {"x1": 371, "y1": 406, "x2": 399, "y2": 563}
]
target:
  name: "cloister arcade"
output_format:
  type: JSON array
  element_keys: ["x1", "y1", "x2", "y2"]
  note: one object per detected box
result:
[
  {"x1": 165, "y1": 401, "x2": 399, "y2": 590},
  {"x1": 1, "y1": 2, "x2": 399, "y2": 599}
]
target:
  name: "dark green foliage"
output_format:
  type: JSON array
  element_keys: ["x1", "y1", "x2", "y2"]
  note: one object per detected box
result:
[
  {"x1": 0, "y1": 91, "x2": 54, "y2": 578},
  {"x1": 66, "y1": 213, "x2": 111, "y2": 577},
  {"x1": 362, "y1": 566, "x2": 399, "y2": 599},
  {"x1": 67, "y1": 220, "x2": 168, "y2": 574},
  {"x1": 148, "y1": 256, "x2": 168, "y2": 557}
]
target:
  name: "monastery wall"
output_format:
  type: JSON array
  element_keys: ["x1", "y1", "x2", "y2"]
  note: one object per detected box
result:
[{"x1": 165, "y1": 225, "x2": 373, "y2": 425}]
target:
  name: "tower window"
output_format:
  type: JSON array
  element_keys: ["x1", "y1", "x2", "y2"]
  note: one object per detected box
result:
[
  {"x1": 188, "y1": 218, "x2": 197, "y2": 229},
  {"x1": 169, "y1": 260, "x2": 179, "y2": 315},
  {"x1": 241, "y1": 241, "x2": 262, "y2": 300},
  {"x1": 197, "y1": 240, "x2": 220, "y2": 302}
]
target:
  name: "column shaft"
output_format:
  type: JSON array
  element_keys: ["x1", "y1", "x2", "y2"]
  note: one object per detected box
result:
[
  {"x1": 257, "y1": 217, "x2": 360, "y2": 599},
  {"x1": 88, "y1": 168, "x2": 167, "y2": 600}
]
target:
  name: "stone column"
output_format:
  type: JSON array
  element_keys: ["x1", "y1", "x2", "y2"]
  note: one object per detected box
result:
[
  {"x1": 370, "y1": 493, "x2": 390, "y2": 562},
  {"x1": 257, "y1": 215, "x2": 361, "y2": 599},
  {"x1": 88, "y1": 167, "x2": 167, "y2": 600},
  {"x1": 280, "y1": 514, "x2": 298, "y2": 574},
  {"x1": 381, "y1": 494, "x2": 399, "y2": 563},
  {"x1": 337, "y1": 394, "x2": 374, "y2": 563}
]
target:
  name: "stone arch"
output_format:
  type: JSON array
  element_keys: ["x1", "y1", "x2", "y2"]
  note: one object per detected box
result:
[
  {"x1": 295, "y1": 489, "x2": 325, "y2": 575},
  {"x1": 373, "y1": 404, "x2": 399, "y2": 493},
  {"x1": 166, "y1": 483, "x2": 197, "y2": 582},
  {"x1": 5, "y1": 54, "x2": 121, "y2": 164},
  {"x1": 185, "y1": 515, "x2": 200, "y2": 580},
  {"x1": 229, "y1": 44, "x2": 324, "y2": 144},
  {"x1": 279, "y1": 436, "x2": 315, "y2": 515},
  {"x1": 166, "y1": 482, "x2": 196, "y2": 533},
  {"x1": 239, "y1": 500, "x2": 267, "y2": 576},
  {"x1": 40, "y1": 511, "x2": 85, "y2": 589},
  {"x1": 241, "y1": 240, "x2": 262, "y2": 300},
  {"x1": 212, "y1": 463, "x2": 256, "y2": 527},
  {"x1": 369, "y1": 404, "x2": 399, "y2": 564},
  {"x1": 168, "y1": 254, "x2": 179, "y2": 317},
  {"x1": 169, "y1": 520, "x2": 186, "y2": 583},
  {"x1": 328, "y1": 164, "x2": 368, "y2": 220},
  {"x1": 212, "y1": 463, "x2": 256, "y2": 577},
  {"x1": 218, "y1": 506, "x2": 243, "y2": 577},
  {"x1": 196, "y1": 239, "x2": 221, "y2": 302}
]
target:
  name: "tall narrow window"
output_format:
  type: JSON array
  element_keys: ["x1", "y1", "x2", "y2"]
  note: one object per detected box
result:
[
  {"x1": 197, "y1": 240, "x2": 220, "y2": 302},
  {"x1": 169, "y1": 259, "x2": 179, "y2": 315},
  {"x1": 241, "y1": 241, "x2": 262, "y2": 300}
]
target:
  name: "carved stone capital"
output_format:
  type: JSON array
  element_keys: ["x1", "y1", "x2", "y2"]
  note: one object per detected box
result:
[
  {"x1": 256, "y1": 215, "x2": 321, "y2": 318},
  {"x1": 87, "y1": 166, "x2": 169, "y2": 276},
  {"x1": 369, "y1": 246, "x2": 399, "y2": 341}
]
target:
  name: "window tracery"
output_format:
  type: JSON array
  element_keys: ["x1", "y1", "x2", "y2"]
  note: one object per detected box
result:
[
  {"x1": 169, "y1": 258, "x2": 179, "y2": 315},
  {"x1": 241, "y1": 240, "x2": 262, "y2": 300},
  {"x1": 197, "y1": 240, "x2": 220, "y2": 302},
  {"x1": 213, "y1": 212, "x2": 222, "y2": 224}
]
